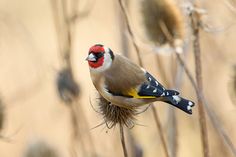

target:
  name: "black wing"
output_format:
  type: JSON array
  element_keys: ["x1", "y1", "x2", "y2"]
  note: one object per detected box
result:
[{"x1": 138, "y1": 72, "x2": 179, "y2": 97}]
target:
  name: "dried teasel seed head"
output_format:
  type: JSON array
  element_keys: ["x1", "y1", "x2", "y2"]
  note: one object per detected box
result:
[
  {"x1": 56, "y1": 68, "x2": 80, "y2": 104},
  {"x1": 24, "y1": 141, "x2": 59, "y2": 157},
  {"x1": 97, "y1": 95, "x2": 137, "y2": 129},
  {"x1": 141, "y1": 0, "x2": 185, "y2": 52}
]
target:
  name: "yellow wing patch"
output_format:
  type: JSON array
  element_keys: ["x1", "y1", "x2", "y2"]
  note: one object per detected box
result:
[{"x1": 126, "y1": 88, "x2": 156, "y2": 99}]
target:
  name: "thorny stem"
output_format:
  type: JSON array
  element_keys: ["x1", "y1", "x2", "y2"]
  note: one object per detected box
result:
[
  {"x1": 118, "y1": 1, "x2": 170, "y2": 157},
  {"x1": 61, "y1": 0, "x2": 73, "y2": 68},
  {"x1": 175, "y1": 47, "x2": 236, "y2": 157},
  {"x1": 168, "y1": 53, "x2": 187, "y2": 157},
  {"x1": 201, "y1": 97, "x2": 236, "y2": 156},
  {"x1": 50, "y1": 0, "x2": 97, "y2": 156},
  {"x1": 118, "y1": 0, "x2": 143, "y2": 66},
  {"x1": 119, "y1": 0, "x2": 130, "y2": 58},
  {"x1": 151, "y1": 105, "x2": 170, "y2": 157},
  {"x1": 168, "y1": 6, "x2": 235, "y2": 157},
  {"x1": 76, "y1": 99, "x2": 97, "y2": 155},
  {"x1": 190, "y1": 10, "x2": 209, "y2": 157},
  {"x1": 120, "y1": 125, "x2": 128, "y2": 157},
  {"x1": 159, "y1": 19, "x2": 182, "y2": 157},
  {"x1": 156, "y1": 53, "x2": 178, "y2": 157},
  {"x1": 155, "y1": 52, "x2": 179, "y2": 157},
  {"x1": 118, "y1": 0, "x2": 236, "y2": 156},
  {"x1": 50, "y1": 0, "x2": 64, "y2": 60},
  {"x1": 156, "y1": 53, "x2": 177, "y2": 157},
  {"x1": 167, "y1": 104, "x2": 178, "y2": 157},
  {"x1": 70, "y1": 104, "x2": 86, "y2": 157}
]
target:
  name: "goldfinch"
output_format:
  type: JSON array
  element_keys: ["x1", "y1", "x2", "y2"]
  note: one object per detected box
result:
[{"x1": 86, "y1": 44, "x2": 195, "y2": 114}]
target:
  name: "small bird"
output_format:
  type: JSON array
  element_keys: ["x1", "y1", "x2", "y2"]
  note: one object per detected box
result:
[{"x1": 86, "y1": 44, "x2": 195, "y2": 114}]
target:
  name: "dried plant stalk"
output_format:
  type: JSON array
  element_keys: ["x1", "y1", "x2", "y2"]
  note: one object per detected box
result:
[
  {"x1": 166, "y1": 53, "x2": 187, "y2": 157},
  {"x1": 119, "y1": 0, "x2": 130, "y2": 58},
  {"x1": 50, "y1": 0, "x2": 96, "y2": 156},
  {"x1": 167, "y1": 108, "x2": 177, "y2": 157},
  {"x1": 118, "y1": 1, "x2": 170, "y2": 157},
  {"x1": 97, "y1": 95, "x2": 139, "y2": 157},
  {"x1": 175, "y1": 48, "x2": 236, "y2": 157},
  {"x1": 151, "y1": 105, "x2": 170, "y2": 157},
  {"x1": 120, "y1": 125, "x2": 128, "y2": 157},
  {"x1": 141, "y1": 4, "x2": 185, "y2": 155},
  {"x1": 126, "y1": 131, "x2": 143, "y2": 157},
  {"x1": 155, "y1": 54, "x2": 178, "y2": 157},
  {"x1": 150, "y1": 3, "x2": 236, "y2": 156},
  {"x1": 189, "y1": 9, "x2": 209, "y2": 157},
  {"x1": 155, "y1": 43, "x2": 177, "y2": 157},
  {"x1": 69, "y1": 102, "x2": 87, "y2": 157},
  {"x1": 97, "y1": 94, "x2": 150, "y2": 156},
  {"x1": 118, "y1": 0, "x2": 143, "y2": 66}
]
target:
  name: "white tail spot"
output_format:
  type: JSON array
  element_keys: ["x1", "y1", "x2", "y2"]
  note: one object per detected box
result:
[
  {"x1": 187, "y1": 105, "x2": 192, "y2": 111},
  {"x1": 188, "y1": 101, "x2": 194, "y2": 106},
  {"x1": 172, "y1": 95, "x2": 181, "y2": 103}
]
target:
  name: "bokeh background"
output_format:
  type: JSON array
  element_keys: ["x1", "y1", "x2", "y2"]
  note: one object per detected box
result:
[{"x1": 0, "y1": 0, "x2": 235, "y2": 157}]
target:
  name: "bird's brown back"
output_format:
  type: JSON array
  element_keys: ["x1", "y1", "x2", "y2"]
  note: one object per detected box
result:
[{"x1": 103, "y1": 54, "x2": 146, "y2": 95}]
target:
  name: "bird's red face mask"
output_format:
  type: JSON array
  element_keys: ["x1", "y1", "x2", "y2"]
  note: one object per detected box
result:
[{"x1": 86, "y1": 45, "x2": 105, "y2": 68}]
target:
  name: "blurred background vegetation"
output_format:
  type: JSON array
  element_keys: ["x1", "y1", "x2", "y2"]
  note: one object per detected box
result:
[{"x1": 0, "y1": 0, "x2": 235, "y2": 157}]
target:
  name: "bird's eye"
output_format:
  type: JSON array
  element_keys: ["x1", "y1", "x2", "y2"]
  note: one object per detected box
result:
[{"x1": 94, "y1": 52, "x2": 104, "y2": 58}]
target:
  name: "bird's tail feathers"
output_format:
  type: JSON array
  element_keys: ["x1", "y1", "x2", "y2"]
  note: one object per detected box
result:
[{"x1": 163, "y1": 95, "x2": 195, "y2": 114}]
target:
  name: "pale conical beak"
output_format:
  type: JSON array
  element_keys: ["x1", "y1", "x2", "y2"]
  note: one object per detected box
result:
[{"x1": 86, "y1": 53, "x2": 96, "y2": 61}]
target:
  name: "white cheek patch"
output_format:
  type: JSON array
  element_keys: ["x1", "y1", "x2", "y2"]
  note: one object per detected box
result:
[{"x1": 104, "y1": 46, "x2": 110, "y2": 54}]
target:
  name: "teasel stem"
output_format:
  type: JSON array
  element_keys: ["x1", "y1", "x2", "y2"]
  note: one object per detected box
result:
[
  {"x1": 140, "y1": 2, "x2": 236, "y2": 156},
  {"x1": 175, "y1": 45, "x2": 236, "y2": 157},
  {"x1": 69, "y1": 102, "x2": 86, "y2": 157},
  {"x1": 50, "y1": 0, "x2": 96, "y2": 156},
  {"x1": 189, "y1": 8, "x2": 209, "y2": 157},
  {"x1": 118, "y1": 0, "x2": 170, "y2": 157},
  {"x1": 120, "y1": 124, "x2": 128, "y2": 157},
  {"x1": 118, "y1": 0, "x2": 143, "y2": 66},
  {"x1": 118, "y1": 1, "x2": 170, "y2": 157},
  {"x1": 177, "y1": 52, "x2": 236, "y2": 156},
  {"x1": 151, "y1": 105, "x2": 170, "y2": 157},
  {"x1": 158, "y1": 11, "x2": 209, "y2": 156}
]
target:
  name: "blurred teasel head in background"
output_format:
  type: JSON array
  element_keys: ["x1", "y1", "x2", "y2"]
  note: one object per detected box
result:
[
  {"x1": 24, "y1": 141, "x2": 59, "y2": 157},
  {"x1": 141, "y1": 0, "x2": 185, "y2": 53},
  {"x1": 56, "y1": 68, "x2": 80, "y2": 104}
]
